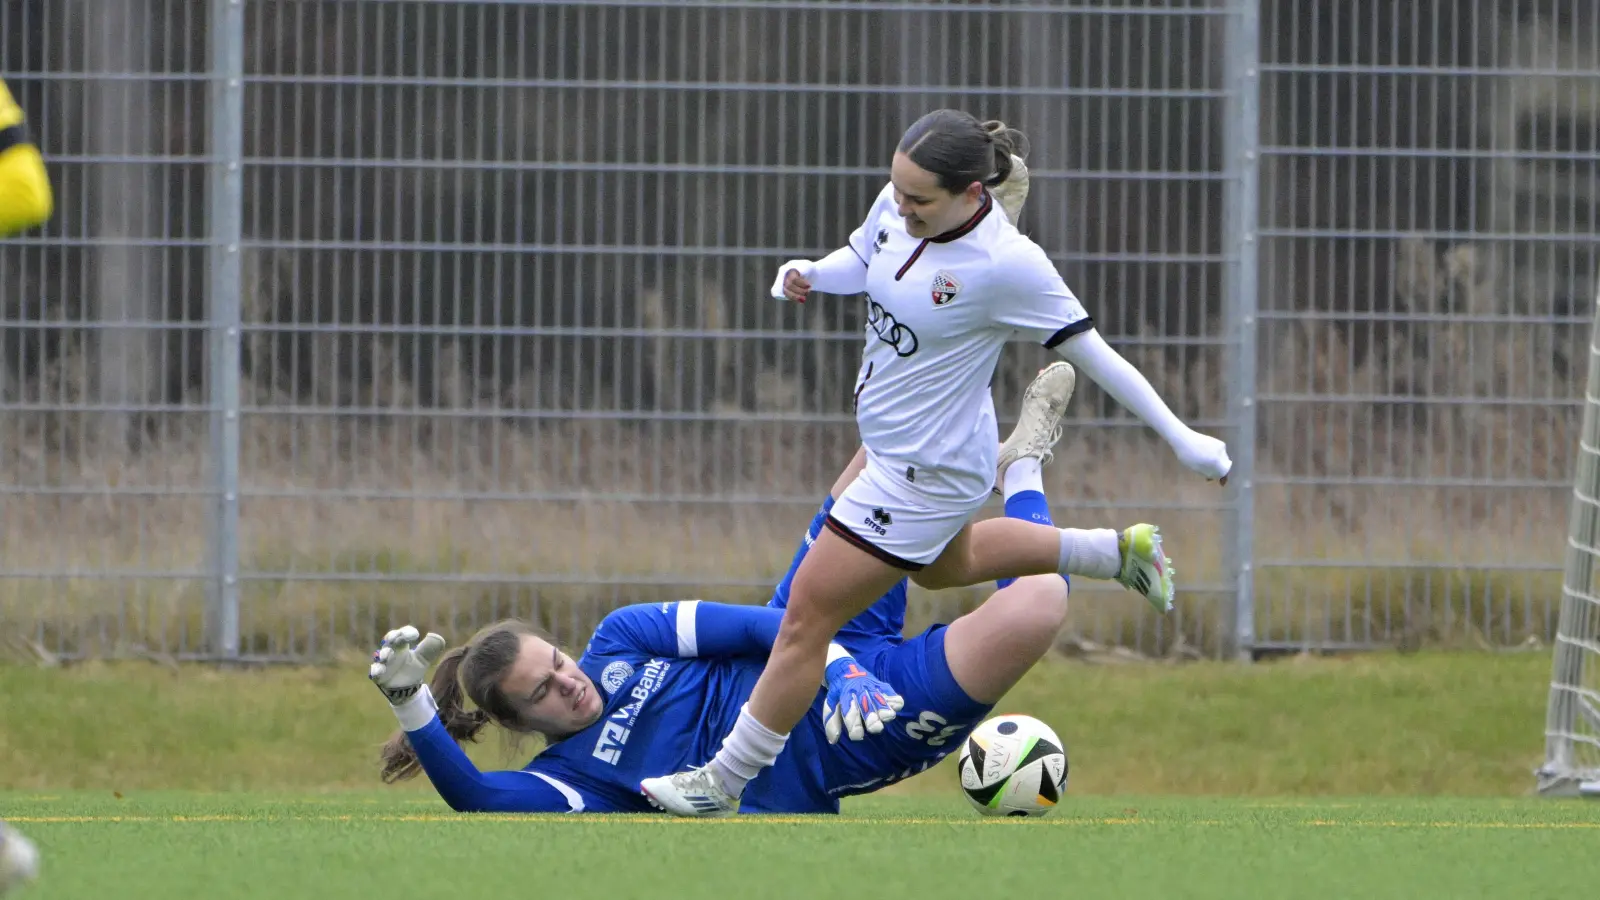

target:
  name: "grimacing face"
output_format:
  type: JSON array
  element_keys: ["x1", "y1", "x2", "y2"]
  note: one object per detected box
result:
[
  {"x1": 496, "y1": 633, "x2": 604, "y2": 736},
  {"x1": 890, "y1": 151, "x2": 985, "y2": 238}
]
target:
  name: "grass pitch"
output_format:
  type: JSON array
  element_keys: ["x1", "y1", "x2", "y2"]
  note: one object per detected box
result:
[
  {"x1": 2, "y1": 649, "x2": 1594, "y2": 898},
  {"x1": 0, "y1": 650, "x2": 1557, "y2": 795},
  {"x1": 4, "y1": 793, "x2": 1597, "y2": 900}
]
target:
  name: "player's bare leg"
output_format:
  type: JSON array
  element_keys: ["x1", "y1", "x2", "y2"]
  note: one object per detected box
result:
[
  {"x1": 942, "y1": 423, "x2": 1081, "y2": 704},
  {"x1": 748, "y1": 532, "x2": 906, "y2": 731},
  {"x1": 914, "y1": 520, "x2": 1171, "y2": 611},
  {"x1": 641, "y1": 529, "x2": 905, "y2": 817},
  {"x1": 943, "y1": 574, "x2": 1070, "y2": 704}
]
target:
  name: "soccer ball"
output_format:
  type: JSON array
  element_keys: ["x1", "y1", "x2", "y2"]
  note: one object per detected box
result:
[
  {"x1": 956, "y1": 714, "x2": 1069, "y2": 817},
  {"x1": 0, "y1": 823, "x2": 39, "y2": 896}
]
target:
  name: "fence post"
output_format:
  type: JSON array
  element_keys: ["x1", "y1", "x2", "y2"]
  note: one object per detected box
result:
[
  {"x1": 1223, "y1": 0, "x2": 1261, "y2": 662},
  {"x1": 207, "y1": 0, "x2": 245, "y2": 660}
]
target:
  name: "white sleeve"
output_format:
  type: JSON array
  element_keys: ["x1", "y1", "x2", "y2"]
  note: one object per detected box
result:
[
  {"x1": 772, "y1": 186, "x2": 885, "y2": 298},
  {"x1": 1053, "y1": 329, "x2": 1233, "y2": 480},
  {"x1": 814, "y1": 186, "x2": 892, "y2": 295},
  {"x1": 988, "y1": 240, "x2": 1094, "y2": 347},
  {"x1": 807, "y1": 243, "x2": 870, "y2": 295},
  {"x1": 1052, "y1": 329, "x2": 1191, "y2": 448}
]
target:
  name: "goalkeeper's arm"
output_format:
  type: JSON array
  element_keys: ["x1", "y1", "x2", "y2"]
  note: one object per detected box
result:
[
  {"x1": 0, "y1": 78, "x2": 54, "y2": 238},
  {"x1": 371, "y1": 627, "x2": 579, "y2": 813}
]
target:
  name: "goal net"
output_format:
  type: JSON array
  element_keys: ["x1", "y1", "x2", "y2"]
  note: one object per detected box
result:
[{"x1": 1538, "y1": 287, "x2": 1600, "y2": 798}]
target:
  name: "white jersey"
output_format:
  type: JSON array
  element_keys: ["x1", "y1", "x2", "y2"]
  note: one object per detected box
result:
[{"x1": 843, "y1": 183, "x2": 1092, "y2": 505}]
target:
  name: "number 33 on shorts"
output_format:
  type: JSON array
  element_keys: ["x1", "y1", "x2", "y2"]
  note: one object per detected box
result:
[{"x1": 905, "y1": 710, "x2": 963, "y2": 748}]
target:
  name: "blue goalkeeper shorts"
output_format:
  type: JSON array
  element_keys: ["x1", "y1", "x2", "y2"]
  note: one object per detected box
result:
[{"x1": 819, "y1": 623, "x2": 994, "y2": 799}]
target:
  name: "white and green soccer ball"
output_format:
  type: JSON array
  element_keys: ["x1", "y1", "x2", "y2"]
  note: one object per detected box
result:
[
  {"x1": 0, "y1": 822, "x2": 39, "y2": 896},
  {"x1": 957, "y1": 714, "x2": 1069, "y2": 817}
]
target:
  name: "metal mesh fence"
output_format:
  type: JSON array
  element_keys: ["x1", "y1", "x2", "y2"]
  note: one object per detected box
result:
[
  {"x1": 1254, "y1": 0, "x2": 1598, "y2": 651},
  {"x1": 0, "y1": 0, "x2": 1593, "y2": 662}
]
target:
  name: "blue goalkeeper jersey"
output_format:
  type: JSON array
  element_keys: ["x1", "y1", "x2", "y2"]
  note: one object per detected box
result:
[
  {"x1": 401, "y1": 600, "x2": 838, "y2": 814},
  {"x1": 398, "y1": 496, "x2": 919, "y2": 815},
  {"x1": 528, "y1": 602, "x2": 836, "y2": 814}
]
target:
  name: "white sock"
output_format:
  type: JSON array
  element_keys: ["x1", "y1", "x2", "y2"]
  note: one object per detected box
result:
[
  {"x1": 709, "y1": 703, "x2": 789, "y2": 798},
  {"x1": 1058, "y1": 528, "x2": 1121, "y2": 580},
  {"x1": 1001, "y1": 456, "x2": 1044, "y2": 500}
]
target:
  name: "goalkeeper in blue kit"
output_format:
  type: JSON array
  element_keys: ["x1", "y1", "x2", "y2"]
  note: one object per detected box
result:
[{"x1": 371, "y1": 361, "x2": 1084, "y2": 814}]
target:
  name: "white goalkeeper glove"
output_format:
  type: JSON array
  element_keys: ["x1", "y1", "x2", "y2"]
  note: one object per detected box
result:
[{"x1": 368, "y1": 625, "x2": 447, "y2": 707}]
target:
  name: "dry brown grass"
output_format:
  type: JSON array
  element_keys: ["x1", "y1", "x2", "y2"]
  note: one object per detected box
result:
[{"x1": 0, "y1": 413, "x2": 1568, "y2": 661}]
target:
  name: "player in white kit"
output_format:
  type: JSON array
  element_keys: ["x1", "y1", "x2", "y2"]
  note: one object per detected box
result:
[{"x1": 643, "y1": 110, "x2": 1232, "y2": 816}]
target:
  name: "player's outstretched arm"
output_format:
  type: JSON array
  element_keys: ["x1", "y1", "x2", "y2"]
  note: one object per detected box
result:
[
  {"x1": 590, "y1": 600, "x2": 788, "y2": 660},
  {"x1": 1050, "y1": 328, "x2": 1230, "y2": 482},
  {"x1": 0, "y1": 79, "x2": 53, "y2": 238},
  {"x1": 770, "y1": 243, "x2": 869, "y2": 303},
  {"x1": 769, "y1": 185, "x2": 896, "y2": 303},
  {"x1": 990, "y1": 241, "x2": 1231, "y2": 483},
  {"x1": 369, "y1": 627, "x2": 581, "y2": 813},
  {"x1": 592, "y1": 599, "x2": 855, "y2": 661}
]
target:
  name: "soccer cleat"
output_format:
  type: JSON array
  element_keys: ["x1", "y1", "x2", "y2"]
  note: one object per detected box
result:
[
  {"x1": 640, "y1": 765, "x2": 739, "y2": 818},
  {"x1": 1117, "y1": 524, "x2": 1175, "y2": 613},
  {"x1": 994, "y1": 361, "x2": 1077, "y2": 494},
  {"x1": 992, "y1": 153, "x2": 1031, "y2": 224}
]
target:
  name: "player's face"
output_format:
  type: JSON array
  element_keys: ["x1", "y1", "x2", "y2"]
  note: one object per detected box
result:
[
  {"x1": 498, "y1": 634, "x2": 605, "y2": 736},
  {"x1": 891, "y1": 152, "x2": 984, "y2": 238}
]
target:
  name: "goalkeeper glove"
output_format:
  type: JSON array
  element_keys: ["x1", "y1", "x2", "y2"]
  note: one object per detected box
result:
[
  {"x1": 368, "y1": 625, "x2": 447, "y2": 706},
  {"x1": 821, "y1": 645, "x2": 905, "y2": 744}
]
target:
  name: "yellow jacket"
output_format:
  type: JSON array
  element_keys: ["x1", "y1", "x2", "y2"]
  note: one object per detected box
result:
[{"x1": 0, "y1": 77, "x2": 54, "y2": 236}]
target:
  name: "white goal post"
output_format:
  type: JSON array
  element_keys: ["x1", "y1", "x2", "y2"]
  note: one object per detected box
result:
[{"x1": 1538, "y1": 284, "x2": 1600, "y2": 798}]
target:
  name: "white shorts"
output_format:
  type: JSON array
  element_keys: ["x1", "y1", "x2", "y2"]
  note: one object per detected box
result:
[{"x1": 825, "y1": 456, "x2": 987, "y2": 570}]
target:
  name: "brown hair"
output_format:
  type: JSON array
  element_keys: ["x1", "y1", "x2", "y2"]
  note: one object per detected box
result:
[
  {"x1": 378, "y1": 619, "x2": 554, "y2": 783},
  {"x1": 897, "y1": 109, "x2": 1031, "y2": 194}
]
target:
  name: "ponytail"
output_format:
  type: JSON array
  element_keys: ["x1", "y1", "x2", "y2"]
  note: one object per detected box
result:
[
  {"x1": 378, "y1": 645, "x2": 488, "y2": 783},
  {"x1": 981, "y1": 120, "x2": 1031, "y2": 187}
]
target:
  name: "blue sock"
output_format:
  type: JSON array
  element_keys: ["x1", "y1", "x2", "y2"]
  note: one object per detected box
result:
[
  {"x1": 769, "y1": 495, "x2": 835, "y2": 608},
  {"x1": 808, "y1": 495, "x2": 836, "y2": 538},
  {"x1": 996, "y1": 490, "x2": 1068, "y2": 590}
]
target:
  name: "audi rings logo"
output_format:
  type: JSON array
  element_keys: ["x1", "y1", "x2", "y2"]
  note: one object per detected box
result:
[{"x1": 866, "y1": 296, "x2": 919, "y2": 357}]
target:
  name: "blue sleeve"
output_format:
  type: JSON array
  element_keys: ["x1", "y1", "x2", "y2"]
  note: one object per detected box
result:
[
  {"x1": 586, "y1": 601, "x2": 786, "y2": 660},
  {"x1": 405, "y1": 717, "x2": 582, "y2": 813}
]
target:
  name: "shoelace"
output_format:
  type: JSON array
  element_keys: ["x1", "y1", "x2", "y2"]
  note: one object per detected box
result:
[{"x1": 1040, "y1": 425, "x2": 1063, "y2": 465}]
